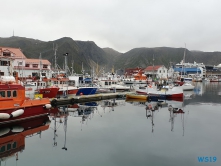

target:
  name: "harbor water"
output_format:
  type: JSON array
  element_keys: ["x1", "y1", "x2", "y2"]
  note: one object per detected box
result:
[{"x1": 1, "y1": 82, "x2": 221, "y2": 166}]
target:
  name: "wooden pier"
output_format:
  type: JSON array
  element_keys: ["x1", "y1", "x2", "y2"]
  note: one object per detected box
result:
[{"x1": 50, "y1": 92, "x2": 132, "y2": 107}]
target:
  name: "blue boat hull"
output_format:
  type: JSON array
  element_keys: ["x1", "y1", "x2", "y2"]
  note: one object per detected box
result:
[{"x1": 76, "y1": 87, "x2": 97, "y2": 96}]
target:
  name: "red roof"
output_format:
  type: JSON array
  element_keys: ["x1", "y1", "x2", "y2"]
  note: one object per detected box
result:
[
  {"x1": 144, "y1": 65, "x2": 163, "y2": 71},
  {"x1": 25, "y1": 59, "x2": 51, "y2": 65},
  {"x1": 0, "y1": 47, "x2": 27, "y2": 59}
]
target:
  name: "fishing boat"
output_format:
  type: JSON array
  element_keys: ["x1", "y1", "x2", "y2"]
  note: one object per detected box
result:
[
  {"x1": 180, "y1": 81, "x2": 195, "y2": 91},
  {"x1": 24, "y1": 80, "x2": 59, "y2": 99},
  {"x1": 135, "y1": 85, "x2": 183, "y2": 100},
  {"x1": 123, "y1": 69, "x2": 148, "y2": 85},
  {"x1": 0, "y1": 75, "x2": 52, "y2": 124}
]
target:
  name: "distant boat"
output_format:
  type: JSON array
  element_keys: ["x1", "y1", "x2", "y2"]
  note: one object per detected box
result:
[
  {"x1": 123, "y1": 70, "x2": 148, "y2": 85},
  {"x1": 180, "y1": 82, "x2": 195, "y2": 91},
  {"x1": 24, "y1": 81, "x2": 59, "y2": 99},
  {"x1": 135, "y1": 86, "x2": 183, "y2": 100}
]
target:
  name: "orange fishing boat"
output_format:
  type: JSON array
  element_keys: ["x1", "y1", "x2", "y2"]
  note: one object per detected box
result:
[{"x1": 0, "y1": 75, "x2": 52, "y2": 124}]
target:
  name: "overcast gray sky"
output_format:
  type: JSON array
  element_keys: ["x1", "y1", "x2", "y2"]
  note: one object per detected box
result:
[{"x1": 1, "y1": 0, "x2": 221, "y2": 53}]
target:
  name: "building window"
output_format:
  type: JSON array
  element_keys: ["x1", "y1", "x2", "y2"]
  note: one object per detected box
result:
[
  {"x1": 3, "y1": 52, "x2": 10, "y2": 56},
  {"x1": 0, "y1": 61, "x2": 9, "y2": 66},
  {"x1": 32, "y1": 72, "x2": 38, "y2": 77},
  {"x1": 33, "y1": 64, "x2": 38, "y2": 68},
  {"x1": 43, "y1": 65, "x2": 48, "y2": 69},
  {"x1": 25, "y1": 64, "x2": 30, "y2": 67}
]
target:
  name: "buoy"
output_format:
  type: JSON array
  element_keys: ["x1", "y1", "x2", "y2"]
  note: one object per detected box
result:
[
  {"x1": 0, "y1": 113, "x2": 10, "y2": 119},
  {"x1": 10, "y1": 109, "x2": 24, "y2": 118},
  {"x1": 43, "y1": 104, "x2": 52, "y2": 109},
  {"x1": 11, "y1": 126, "x2": 24, "y2": 133},
  {"x1": 0, "y1": 127, "x2": 10, "y2": 136}
]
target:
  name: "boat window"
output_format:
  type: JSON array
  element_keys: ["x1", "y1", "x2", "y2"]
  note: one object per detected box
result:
[
  {"x1": 12, "y1": 142, "x2": 17, "y2": 149},
  {"x1": 0, "y1": 91, "x2": 5, "y2": 97},
  {"x1": 0, "y1": 146, "x2": 5, "y2": 153},
  {"x1": 7, "y1": 143, "x2": 11, "y2": 150},
  {"x1": 7, "y1": 91, "x2": 11, "y2": 97},
  {"x1": 13, "y1": 90, "x2": 17, "y2": 97}
]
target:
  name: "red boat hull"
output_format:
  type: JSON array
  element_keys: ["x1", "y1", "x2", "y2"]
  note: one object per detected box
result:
[
  {"x1": 38, "y1": 87, "x2": 59, "y2": 98},
  {"x1": 57, "y1": 89, "x2": 78, "y2": 95},
  {"x1": 0, "y1": 98, "x2": 51, "y2": 124}
]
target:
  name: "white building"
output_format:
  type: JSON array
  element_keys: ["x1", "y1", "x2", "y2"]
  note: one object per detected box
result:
[
  {"x1": 0, "y1": 47, "x2": 52, "y2": 78},
  {"x1": 143, "y1": 65, "x2": 168, "y2": 79}
]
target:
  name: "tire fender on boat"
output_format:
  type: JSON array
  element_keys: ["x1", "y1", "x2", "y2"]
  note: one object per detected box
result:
[
  {"x1": 10, "y1": 109, "x2": 24, "y2": 118},
  {"x1": 11, "y1": 126, "x2": 24, "y2": 133},
  {"x1": 43, "y1": 104, "x2": 52, "y2": 109},
  {"x1": 0, "y1": 113, "x2": 10, "y2": 119}
]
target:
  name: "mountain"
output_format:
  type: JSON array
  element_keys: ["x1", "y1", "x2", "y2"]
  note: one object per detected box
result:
[
  {"x1": 0, "y1": 36, "x2": 117, "y2": 73},
  {"x1": 114, "y1": 47, "x2": 221, "y2": 69},
  {"x1": 1, "y1": 36, "x2": 221, "y2": 74}
]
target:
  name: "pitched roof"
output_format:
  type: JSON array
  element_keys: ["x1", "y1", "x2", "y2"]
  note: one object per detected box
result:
[
  {"x1": 144, "y1": 65, "x2": 163, "y2": 71},
  {"x1": 25, "y1": 59, "x2": 51, "y2": 65},
  {"x1": 0, "y1": 47, "x2": 27, "y2": 59}
]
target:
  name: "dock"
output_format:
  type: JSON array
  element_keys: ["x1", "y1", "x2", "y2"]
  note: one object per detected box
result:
[{"x1": 50, "y1": 92, "x2": 132, "y2": 107}]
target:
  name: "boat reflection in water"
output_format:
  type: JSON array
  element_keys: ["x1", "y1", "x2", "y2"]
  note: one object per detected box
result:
[
  {"x1": 49, "y1": 106, "x2": 69, "y2": 150},
  {"x1": 0, "y1": 115, "x2": 50, "y2": 165},
  {"x1": 126, "y1": 97, "x2": 186, "y2": 134},
  {"x1": 98, "y1": 99, "x2": 125, "y2": 112},
  {"x1": 167, "y1": 100, "x2": 185, "y2": 136},
  {"x1": 76, "y1": 102, "x2": 98, "y2": 123}
]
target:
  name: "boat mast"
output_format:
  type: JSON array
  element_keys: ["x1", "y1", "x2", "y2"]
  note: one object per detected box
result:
[
  {"x1": 39, "y1": 53, "x2": 42, "y2": 81},
  {"x1": 182, "y1": 44, "x2": 186, "y2": 77},
  {"x1": 53, "y1": 44, "x2": 58, "y2": 76},
  {"x1": 63, "y1": 53, "x2": 68, "y2": 76},
  {"x1": 152, "y1": 54, "x2": 155, "y2": 81}
]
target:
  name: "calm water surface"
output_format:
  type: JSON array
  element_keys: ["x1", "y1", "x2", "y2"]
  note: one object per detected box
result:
[{"x1": 1, "y1": 82, "x2": 221, "y2": 166}]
